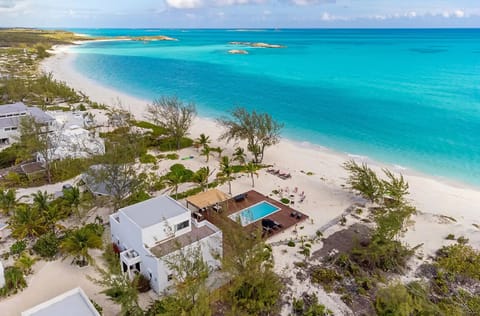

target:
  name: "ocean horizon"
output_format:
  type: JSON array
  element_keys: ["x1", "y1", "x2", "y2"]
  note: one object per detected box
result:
[{"x1": 67, "y1": 28, "x2": 480, "y2": 186}]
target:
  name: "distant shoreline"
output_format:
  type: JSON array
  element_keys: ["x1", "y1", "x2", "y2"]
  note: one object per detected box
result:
[{"x1": 39, "y1": 43, "x2": 480, "y2": 224}]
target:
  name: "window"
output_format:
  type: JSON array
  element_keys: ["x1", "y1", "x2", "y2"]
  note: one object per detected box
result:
[{"x1": 176, "y1": 220, "x2": 189, "y2": 231}]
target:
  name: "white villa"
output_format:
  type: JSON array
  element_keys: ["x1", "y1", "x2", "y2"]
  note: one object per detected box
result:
[
  {"x1": 109, "y1": 195, "x2": 223, "y2": 293},
  {"x1": 36, "y1": 125, "x2": 105, "y2": 164},
  {"x1": 21, "y1": 287, "x2": 100, "y2": 316},
  {"x1": 0, "y1": 102, "x2": 54, "y2": 145}
]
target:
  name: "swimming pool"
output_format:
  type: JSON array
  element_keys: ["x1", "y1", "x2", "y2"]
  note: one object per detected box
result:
[{"x1": 229, "y1": 201, "x2": 281, "y2": 226}]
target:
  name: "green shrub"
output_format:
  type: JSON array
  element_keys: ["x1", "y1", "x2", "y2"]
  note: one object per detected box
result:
[
  {"x1": 287, "y1": 240, "x2": 295, "y2": 247},
  {"x1": 457, "y1": 236, "x2": 469, "y2": 244},
  {"x1": 165, "y1": 153, "x2": 179, "y2": 160},
  {"x1": 139, "y1": 153, "x2": 156, "y2": 164},
  {"x1": 84, "y1": 223, "x2": 105, "y2": 237},
  {"x1": 33, "y1": 233, "x2": 59, "y2": 259},
  {"x1": 436, "y1": 244, "x2": 480, "y2": 280},
  {"x1": 311, "y1": 267, "x2": 342, "y2": 292},
  {"x1": 135, "y1": 273, "x2": 151, "y2": 293},
  {"x1": 10, "y1": 240, "x2": 26, "y2": 255},
  {"x1": 0, "y1": 266, "x2": 26, "y2": 296},
  {"x1": 445, "y1": 234, "x2": 455, "y2": 240},
  {"x1": 280, "y1": 198, "x2": 290, "y2": 204}
]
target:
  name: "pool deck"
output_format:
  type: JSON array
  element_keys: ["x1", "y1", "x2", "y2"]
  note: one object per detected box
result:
[{"x1": 202, "y1": 190, "x2": 308, "y2": 238}]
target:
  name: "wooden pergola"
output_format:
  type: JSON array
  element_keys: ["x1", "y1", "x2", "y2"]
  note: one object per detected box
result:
[{"x1": 186, "y1": 189, "x2": 229, "y2": 210}]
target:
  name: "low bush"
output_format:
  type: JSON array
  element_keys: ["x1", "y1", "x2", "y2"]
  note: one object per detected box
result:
[
  {"x1": 457, "y1": 236, "x2": 469, "y2": 244},
  {"x1": 10, "y1": 240, "x2": 26, "y2": 255},
  {"x1": 33, "y1": 233, "x2": 59, "y2": 259},
  {"x1": 311, "y1": 267, "x2": 342, "y2": 292},
  {"x1": 139, "y1": 154, "x2": 156, "y2": 164},
  {"x1": 445, "y1": 234, "x2": 455, "y2": 240},
  {"x1": 165, "y1": 153, "x2": 179, "y2": 160},
  {"x1": 287, "y1": 240, "x2": 295, "y2": 247},
  {"x1": 280, "y1": 198, "x2": 290, "y2": 204},
  {"x1": 135, "y1": 273, "x2": 151, "y2": 293},
  {"x1": 0, "y1": 266, "x2": 27, "y2": 296}
]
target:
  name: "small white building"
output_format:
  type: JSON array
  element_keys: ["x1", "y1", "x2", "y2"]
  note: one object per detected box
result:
[
  {"x1": 21, "y1": 287, "x2": 100, "y2": 316},
  {"x1": 110, "y1": 195, "x2": 223, "y2": 294},
  {"x1": 0, "y1": 102, "x2": 54, "y2": 145},
  {"x1": 0, "y1": 261, "x2": 5, "y2": 289},
  {"x1": 36, "y1": 125, "x2": 105, "y2": 163}
]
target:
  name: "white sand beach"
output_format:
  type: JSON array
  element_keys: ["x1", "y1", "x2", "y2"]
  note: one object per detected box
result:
[{"x1": 8, "y1": 44, "x2": 474, "y2": 315}]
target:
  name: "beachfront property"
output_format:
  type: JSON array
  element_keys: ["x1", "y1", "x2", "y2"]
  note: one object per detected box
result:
[
  {"x1": 21, "y1": 287, "x2": 100, "y2": 316},
  {"x1": 109, "y1": 195, "x2": 222, "y2": 293},
  {"x1": 0, "y1": 102, "x2": 54, "y2": 145},
  {"x1": 35, "y1": 124, "x2": 105, "y2": 164}
]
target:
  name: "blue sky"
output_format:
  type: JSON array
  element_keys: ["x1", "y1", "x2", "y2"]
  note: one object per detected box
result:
[{"x1": 0, "y1": 0, "x2": 479, "y2": 28}]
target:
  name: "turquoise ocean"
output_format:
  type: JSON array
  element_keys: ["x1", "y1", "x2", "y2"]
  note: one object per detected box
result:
[{"x1": 68, "y1": 29, "x2": 480, "y2": 186}]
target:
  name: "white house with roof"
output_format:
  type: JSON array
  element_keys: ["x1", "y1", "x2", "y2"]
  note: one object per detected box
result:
[
  {"x1": 36, "y1": 125, "x2": 105, "y2": 164},
  {"x1": 0, "y1": 102, "x2": 54, "y2": 145},
  {"x1": 21, "y1": 287, "x2": 100, "y2": 316},
  {"x1": 109, "y1": 195, "x2": 223, "y2": 293}
]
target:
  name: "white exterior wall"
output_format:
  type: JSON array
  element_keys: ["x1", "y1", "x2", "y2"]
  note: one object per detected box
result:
[
  {"x1": 0, "y1": 261, "x2": 5, "y2": 288},
  {"x1": 141, "y1": 212, "x2": 191, "y2": 247},
  {"x1": 155, "y1": 227, "x2": 223, "y2": 293},
  {"x1": 0, "y1": 128, "x2": 20, "y2": 143},
  {"x1": 109, "y1": 206, "x2": 223, "y2": 295}
]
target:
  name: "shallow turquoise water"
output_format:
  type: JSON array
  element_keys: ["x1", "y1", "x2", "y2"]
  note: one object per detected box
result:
[{"x1": 69, "y1": 29, "x2": 480, "y2": 185}]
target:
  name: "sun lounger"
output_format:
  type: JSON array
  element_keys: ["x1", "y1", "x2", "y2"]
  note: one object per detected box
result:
[
  {"x1": 272, "y1": 220, "x2": 283, "y2": 229},
  {"x1": 290, "y1": 211, "x2": 297, "y2": 217},
  {"x1": 296, "y1": 213, "x2": 303, "y2": 220}
]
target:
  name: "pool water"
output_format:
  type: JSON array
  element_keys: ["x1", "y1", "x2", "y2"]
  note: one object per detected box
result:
[{"x1": 229, "y1": 201, "x2": 280, "y2": 226}]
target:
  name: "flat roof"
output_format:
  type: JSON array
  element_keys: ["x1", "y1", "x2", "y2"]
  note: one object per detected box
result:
[
  {"x1": 0, "y1": 102, "x2": 27, "y2": 114},
  {"x1": 22, "y1": 287, "x2": 100, "y2": 316},
  {"x1": 186, "y1": 189, "x2": 229, "y2": 209},
  {"x1": 29, "y1": 107, "x2": 54, "y2": 123},
  {"x1": 150, "y1": 224, "x2": 217, "y2": 257},
  {"x1": 120, "y1": 195, "x2": 188, "y2": 228}
]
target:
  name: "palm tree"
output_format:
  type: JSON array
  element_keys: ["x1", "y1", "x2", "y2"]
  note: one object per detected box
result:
[
  {"x1": 0, "y1": 188, "x2": 17, "y2": 216},
  {"x1": 15, "y1": 253, "x2": 37, "y2": 275},
  {"x1": 10, "y1": 205, "x2": 46, "y2": 240},
  {"x1": 244, "y1": 162, "x2": 259, "y2": 188},
  {"x1": 163, "y1": 169, "x2": 189, "y2": 200},
  {"x1": 63, "y1": 186, "x2": 81, "y2": 219},
  {"x1": 31, "y1": 190, "x2": 50, "y2": 213},
  {"x1": 192, "y1": 166, "x2": 214, "y2": 192},
  {"x1": 195, "y1": 133, "x2": 211, "y2": 151},
  {"x1": 201, "y1": 145, "x2": 213, "y2": 163},
  {"x1": 214, "y1": 146, "x2": 224, "y2": 159},
  {"x1": 219, "y1": 156, "x2": 234, "y2": 195},
  {"x1": 42, "y1": 205, "x2": 65, "y2": 234},
  {"x1": 233, "y1": 147, "x2": 247, "y2": 165},
  {"x1": 61, "y1": 226, "x2": 103, "y2": 266}
]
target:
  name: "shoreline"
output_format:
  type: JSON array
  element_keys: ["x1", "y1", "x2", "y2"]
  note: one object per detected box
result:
[{"x1": 40, "y1": 44, "x2": 480, "y2": 224}]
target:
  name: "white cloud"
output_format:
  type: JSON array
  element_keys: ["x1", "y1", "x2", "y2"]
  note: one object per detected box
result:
[
  {"x1": 165, "y1": 0, "x2": 203, "y2": 9},
  {"x1": 454, "y1": 10, "x2": 465, "y2": 18},
  {"x1": 320, "y1": 11, "x2": 347, "y2": 21}
]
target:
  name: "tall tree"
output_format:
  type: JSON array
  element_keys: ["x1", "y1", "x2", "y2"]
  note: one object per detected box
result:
[
  {"x1": 217, "y1": 107, "x2": 283, "y2": 163},
  {"x1": 244, "y1": 161, "x2": 259, "y2": 188},
  {"x1": 10, "y1": 205, "x2": 46, "y2": 239},
  {"x1": 201, "y1": 145, "x2": 213, "y2": 163},
  {"x1": 163, "y1": 164, "x2": 194, "y2": 199},
  {"x1": 192, "y1": 166, "x2": 214, "y2": 192},
  {"x1": 147, "y1": 96, "x2": 197, "y2": 150},
  {"x1": 219, "y1": 156, "x2": 234, "y2": 195},
  {"x1": 195, "y1": 133, "x2": 211, "y2": 151},
  {"x1": 159, "y1": 244, "x2": 213, "y2": 315},
  {"x1": 18, "y1": 116, "x2": 57, "y2": 183},
  {"x1": 0, "y1": 188, "x2": 17, "y2": 216},
  {"x1": 233, "y1": 147, "x2": 247, "y2": 165},
  {"x1": 343, "y1": 160, "x2": 383, "y2": 203},
  {"x1": 91, "y1": 266, "x2": 143, "y2": 316},
  {"x1": 217, "y1": 216, "x2": 283, "y2": 315},
  {"x1": 61, "y1": 226, "x2": 103, "y2": 266}
]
